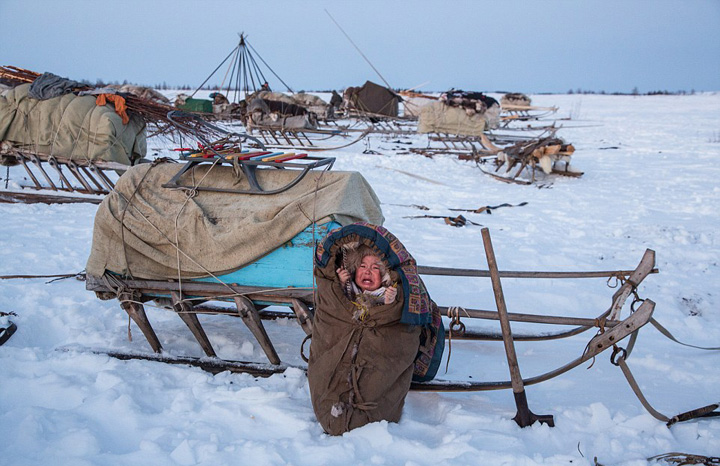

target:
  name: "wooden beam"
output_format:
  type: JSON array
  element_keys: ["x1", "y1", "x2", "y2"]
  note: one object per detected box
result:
[
  {"x1": 233, "y1": 296, "x2": 281, "y2": 365},
  {"x1": 172, "y1": 292, "x2": 216, "y2": 358}
]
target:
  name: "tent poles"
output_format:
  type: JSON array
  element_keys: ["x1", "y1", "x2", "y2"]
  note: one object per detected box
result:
[
  {"x1": 324, "y1": 8, "x2": 392, "y2": 90},
  {"x1": 245, "y1": 47, "x2": 264, "y2": 91},
  {"x1": 189, "y1": 32, "x2": 294, "y2": 102},
  {"x1": 245, "y1": 40, "x2": 295, "y2": 93},
  {"x1": 191, "y1": 45, "x2": 239, "y2": 99},
  {"x1": 227, "y1": 46, "x2": 241, "y2": 104}
]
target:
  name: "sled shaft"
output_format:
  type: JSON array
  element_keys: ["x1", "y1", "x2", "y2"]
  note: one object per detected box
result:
[
  {"x1": 437, "y1": 306, "x2": 622, "y2": 327},
  {"x1": 418, "y1": 265, "x2": 657, "y2": 279}
]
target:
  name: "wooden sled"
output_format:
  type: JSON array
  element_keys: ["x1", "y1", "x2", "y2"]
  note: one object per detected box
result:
[
  {"x1": 86, "y1": 221, "x2": 336, "y2": 364},
  {"x1": 85, "y1": 228, "x2": 657, "y2": 387},
  {"x1": 85, "y1": 236, "x2": 657, "y2": 362},
  {"x1": 0, "y1": 148, "x2": 129, "y2": 204},
  {"x1": 86, "y1": 230, "x2": 719, "y2": 426},
  {"x1": 410, "y1": 128, "x2": 557, "y2": 159},
  {"x1": 409, "y1": 131, "x2": 502, "y2": 159},
  {"x1": 246, "y1": 124, "x2": 372, "y2": 152},
  {"x1": 500, "y1": 104, "x2": 559, "y2": 126},
  {"x1": 478, "y1": 134, "x2": 582, "y2": 185}
]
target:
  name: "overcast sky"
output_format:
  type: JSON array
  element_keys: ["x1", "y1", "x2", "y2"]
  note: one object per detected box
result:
[{"x1": 2, "y1": 0, "x2": 719, "y2": 94}]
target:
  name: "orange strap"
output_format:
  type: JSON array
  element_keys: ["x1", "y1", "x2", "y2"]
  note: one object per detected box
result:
[{"x1": 96, "y1": 94, "x2": 129, "y2": 124}]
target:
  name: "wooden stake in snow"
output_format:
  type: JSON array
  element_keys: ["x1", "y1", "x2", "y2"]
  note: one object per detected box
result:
[{"x1": 481, "y1": 227, "x2": 555, "y2": 428}]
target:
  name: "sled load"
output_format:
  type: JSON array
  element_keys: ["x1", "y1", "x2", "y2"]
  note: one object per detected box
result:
[
  {"x1": 0, "y1": 66, "x2": 211, "y2": 203},
  {"x1": 501, "y1": 92, "x2": 532, "y2": 108},
  {"x1": 245, "y1": 91, "x2": 319, "y2": 131},
  {"x1": 0, "y1": 77, "x2": 145, "y2": 201},
  {"x1": 481, "y1": 135, "x2": 582, "y2": 184},
  {"x1": 416, "y1": 89, "x2": 500, "y2": 141},
  {"x1": 342, "y1": 81, "x2": 401, "y2": 118},
  {"x1": 0, "y1": 81, "x2": 146, "y2": 166},
  {"x1": 85, "y1": 157, "x2": 384, "y2": 362}
]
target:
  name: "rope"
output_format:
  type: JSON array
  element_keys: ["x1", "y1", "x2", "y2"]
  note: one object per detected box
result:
[
  {"x1": 612, "y1": 345, "x2": 720, "y2": 426},
  {"x1": 0, "y1": 272, "x2": 80, "y2": 280},
  {"x1": 112, "y1": 158, "x2": 245, "y2": 299},
  {"x1": 649, "y1": 318, "x2": 720, "y2": 351},
  {"x1": 582, "y1": 317, "x2": 608, "y2": 369},
  {"x1": 310, "y1": 163, "x2": 332, "y2": 319},
  {"x1": 117, "y1": 158, "x2": 165, "y2": 279},
  {"x1": 445, "y1": 306, "x2": 469, "y2": 373},
  {"x1": 169, "y1": 158, "x2": 225, "y2": 297}
]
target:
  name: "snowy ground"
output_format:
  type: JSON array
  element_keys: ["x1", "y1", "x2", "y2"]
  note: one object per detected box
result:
[{"x1": 1, "y1": 92, "x2": 719, "y2": 465}]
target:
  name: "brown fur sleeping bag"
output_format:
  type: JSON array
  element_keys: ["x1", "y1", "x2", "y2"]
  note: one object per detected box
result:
[{"x1": 308, "y1": 223, "x2": 444, "y2": 435}]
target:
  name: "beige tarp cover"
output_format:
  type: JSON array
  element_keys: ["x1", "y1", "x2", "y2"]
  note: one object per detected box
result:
[
  {"x1": 402, "y1": 95, "x2": 436, "y2": 118},
  {"x1": 417, "y1": 101, "x2": 486, "y2": 137},
  {"x1": 86, "y1": 161, "x2": 384, "y2": 280},
  {"x1": 0, "y1": 83, "x2": 146, "y2": 165}
]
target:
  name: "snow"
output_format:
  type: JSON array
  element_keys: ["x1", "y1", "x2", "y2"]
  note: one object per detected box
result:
[{"x1": 1, "y1": 92, "x2": 720, "y2": 465}]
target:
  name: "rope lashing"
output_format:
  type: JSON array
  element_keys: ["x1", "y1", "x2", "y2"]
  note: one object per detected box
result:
[{"x1": 445, "y1": 306, "x2": 470, "y2": 373}]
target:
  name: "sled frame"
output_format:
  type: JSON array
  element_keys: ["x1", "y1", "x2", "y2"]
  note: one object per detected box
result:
[
  {"x1": 161, "y1": 154, "x2": 335, "y2": 195},
  {"x1": 1, "y1": 149, "x2": 127, "y2": 196},
  {"x1": 85, "y1": 245, "x2": 657, "y2": 388}
]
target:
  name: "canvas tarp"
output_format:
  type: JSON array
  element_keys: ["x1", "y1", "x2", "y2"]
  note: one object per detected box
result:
[
  {"x1": 86, "y1": 161, "x2": 384, "y2": 280},
  {"x1": 0, "y1": 83, "x2": 146, "y2": 165},
  {"x1": 417, "y1": 101, "x2": 487, "y2": 136},
  {"x1": 346, "y1": 81, "x2": 399, "y2": 117},
  {"x1": 402, "y1": 94, "x2": 437, "y2": 118}
]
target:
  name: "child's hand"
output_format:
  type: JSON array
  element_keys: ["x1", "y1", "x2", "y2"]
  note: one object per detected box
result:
[
  {"x1": 384, "y1": 285, "x2": 397, "y2": 304},
  {"x1": 336, "y1": 267, "x2": 350, "y2": 285}
]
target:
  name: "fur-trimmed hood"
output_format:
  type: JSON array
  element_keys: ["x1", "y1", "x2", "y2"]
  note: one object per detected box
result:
[{"x1": 315, "y1": 222, "x2": 432, "y2": 326}]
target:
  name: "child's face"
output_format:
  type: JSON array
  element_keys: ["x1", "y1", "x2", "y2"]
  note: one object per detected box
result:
[{"x1": 355, "y1": 255, "x2": 383, "y2": 292}]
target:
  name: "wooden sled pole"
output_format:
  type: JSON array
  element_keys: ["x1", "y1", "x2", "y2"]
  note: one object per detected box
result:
[
  {"x1": 417, "y1": 264, "x2": 657, "y2": 279},
  {"x1": 233, "y1": 296, "x2": 281, "y2": 365},
  {"x1": 171, "y1": 291, "x2": 217, "y2": 358},
  {"x1": 119, "y1": 293, "x2": 163, "y2": 354},
  {"x1": 481, "y1": 228, "x2": 554, "y2": 428}
]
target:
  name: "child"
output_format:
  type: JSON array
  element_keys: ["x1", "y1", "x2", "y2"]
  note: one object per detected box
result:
[
  {"x1": 309, "y1": 224, "x2": 442, "y2": 436},
  {"x1": 336, "y1": 245, "x2": 397, "y2": 307}
]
